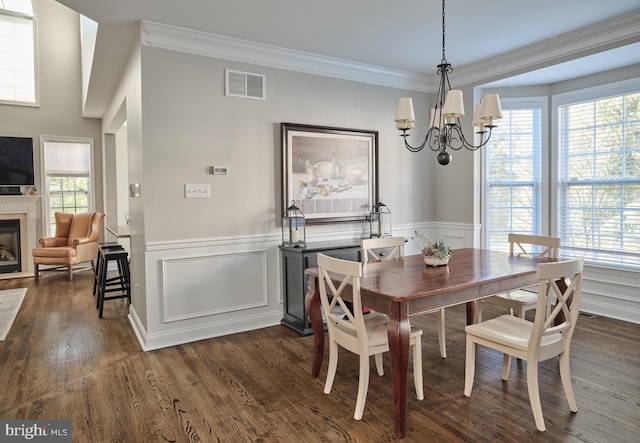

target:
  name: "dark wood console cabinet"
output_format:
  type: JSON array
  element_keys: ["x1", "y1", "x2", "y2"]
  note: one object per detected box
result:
[{"x1": 280, "y1": 240, "x2": 361, "y2": 335}]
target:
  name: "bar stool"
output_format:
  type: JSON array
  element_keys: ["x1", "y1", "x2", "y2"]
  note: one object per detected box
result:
[
  {"x1": 96, "y1": 247, "x2": 131, "y2": 318},
  {"x1": 93, "y1": 242, "x2": 123, "y2": 297}
]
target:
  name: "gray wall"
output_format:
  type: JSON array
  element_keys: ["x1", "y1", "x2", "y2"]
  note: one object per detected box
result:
[{"x1": 139, "y1": 46, "x2": 436, "y2": 242}]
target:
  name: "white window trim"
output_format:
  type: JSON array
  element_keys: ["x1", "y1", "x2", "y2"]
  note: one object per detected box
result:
[{"x1": 39, "y1": 135, "x2": 95, "y2": 237}]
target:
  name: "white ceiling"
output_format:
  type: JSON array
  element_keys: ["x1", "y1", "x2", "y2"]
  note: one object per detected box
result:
[{"x1": 54, "y1": 0, "x2": 640, "y2": 116}]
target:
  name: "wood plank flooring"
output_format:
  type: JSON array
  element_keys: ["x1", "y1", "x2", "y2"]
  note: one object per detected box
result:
[{"x1": 0, "y1": 269, "x2": 639, "y2": 442}]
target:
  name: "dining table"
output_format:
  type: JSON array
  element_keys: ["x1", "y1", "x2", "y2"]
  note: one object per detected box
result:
[{"x1": 304, "y1": 247, "x2": 555, "y2": 438}]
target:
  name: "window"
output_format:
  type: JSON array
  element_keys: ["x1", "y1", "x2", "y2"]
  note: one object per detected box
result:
[
  {"x1": 0, "y1": 0, "x2": 36, "y2": 104},
  {"x1": 42, "y1": 139, "x2": 93, "y2": 236},
  {"x1": 484, "y1": 99, "x2": 545, "y2": 252},
  {"x1": 557, "y1": 85, "x2": 640, "y2": 266},
  {"x1": 484, "y1": 82, "x2": 640, "y2": 269}
]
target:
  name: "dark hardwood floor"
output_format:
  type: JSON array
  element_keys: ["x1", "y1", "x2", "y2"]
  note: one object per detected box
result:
[{"x1": 1, "y1": 269, "x2": 638, "y2": 442}]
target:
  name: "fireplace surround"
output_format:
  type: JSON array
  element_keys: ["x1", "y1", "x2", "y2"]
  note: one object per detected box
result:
[{"x1": 0, "y1": 195, "x2": 39, "y2": 279}]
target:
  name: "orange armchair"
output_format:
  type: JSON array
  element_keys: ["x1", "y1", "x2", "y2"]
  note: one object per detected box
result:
[{"x1": 32, "y1": 212, "x2": 105, "y2": 280}]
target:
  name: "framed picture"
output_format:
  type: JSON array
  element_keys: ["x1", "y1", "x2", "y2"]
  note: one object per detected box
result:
[{"x1": 282, "y1": 123, "x2": 378, "y2": 224}]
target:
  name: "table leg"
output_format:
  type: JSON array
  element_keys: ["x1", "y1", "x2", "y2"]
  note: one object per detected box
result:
[
  {"x1": 387, "y1": 302, "x2": 410, "y2": 438},
  {"x1": 466, "y1": 301, "x2": 474, "y2": 325},
  {"x1": 305, "y1": 275, "x2": 324, "y2": 378}
]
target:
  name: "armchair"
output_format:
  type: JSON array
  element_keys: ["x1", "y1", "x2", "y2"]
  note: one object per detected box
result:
[{"x1": 32, "y1": 212, "x2": 104, "y2": 280}]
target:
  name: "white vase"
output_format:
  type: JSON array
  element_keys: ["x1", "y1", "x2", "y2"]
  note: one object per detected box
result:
[{"x1": 423, "y1": 256, "x2": 449, "y2": 267}]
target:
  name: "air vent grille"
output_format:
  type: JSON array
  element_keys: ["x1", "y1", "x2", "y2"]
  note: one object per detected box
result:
[{"x1": 225, "y1": 69, "x2": 265, "y2": 100}]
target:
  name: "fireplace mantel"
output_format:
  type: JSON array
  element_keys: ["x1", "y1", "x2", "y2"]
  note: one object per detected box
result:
[{"x1": 0, "y1": 195, "x2": 40, "y2": 279}]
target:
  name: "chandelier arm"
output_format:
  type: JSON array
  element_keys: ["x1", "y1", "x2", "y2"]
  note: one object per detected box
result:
[
  {"x1": 427, "y1": 127, "x2": 444, "y2": 152},
  {"x1": 400, "y1": 130, "x2": 428, "y2": 153},
  {"x1": 400, "y1": 127, "x2": 445, "y2": 153},
  {"x1": 447, "y1": 123, "x2": 494, "y2": 151}
]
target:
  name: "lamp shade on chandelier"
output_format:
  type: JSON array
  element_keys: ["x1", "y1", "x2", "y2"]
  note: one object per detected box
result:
[{"x1": 394, "y1": 0, "x2": 503, "y2": 165}]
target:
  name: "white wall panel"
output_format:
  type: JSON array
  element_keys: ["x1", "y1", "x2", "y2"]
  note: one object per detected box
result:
[{"x1": 162, "y1": 251, "x2": 267, "y2": 322}]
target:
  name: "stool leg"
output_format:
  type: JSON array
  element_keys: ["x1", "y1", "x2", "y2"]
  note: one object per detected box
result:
[
  {"x1": 93, "y1": 250, "x2": 102, "y2": 296},
  {"x1": 97, "y1": 250, "x2": 107, "y2": 312}
]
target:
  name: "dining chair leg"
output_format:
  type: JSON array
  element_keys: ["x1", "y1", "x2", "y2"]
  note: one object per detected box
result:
[
  {"x1": 559, "y1": 351, "x2": 577, "y2": 412},
  {"x1": 324, "y1": 341, "x2": 339, "y2": 394},
  {"x1": 527, "y1": 362, "x2": 546, "y2": 432},
  {"x1": 519, "y1": 306, "x2": 527, "y2": 319},
  {"x1": 464, "y1": 339, "x2": 476, "y2": 397},
  {"x1": 413, "y1": 336, "x2": 424, "y2": 401},
  {"x1": 354, "y1": 353, "x2": 370, "y2": 420},
  {"x1": 374, "y1": 353, "x2": 384, "y2": 376},
  {"x1": 502, "y1": 353, "x2": 512, "y2": 380},
  {"x1": 437, "y1": 309, "x2": 446, "y2": 358},
  {"x1": 474, "y1": 300, "x2": 482, "y2": 323}
]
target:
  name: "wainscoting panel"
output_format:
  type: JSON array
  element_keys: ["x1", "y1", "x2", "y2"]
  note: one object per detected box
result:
[
  {"x1": 581, "y1": 264, "x2": 640, "y2": 324},
  {"x1": 162, "y1": 251, "x2": 268, "y2": 323}
]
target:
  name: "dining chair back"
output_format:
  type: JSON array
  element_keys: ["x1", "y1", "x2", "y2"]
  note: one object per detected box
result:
[
  {"x1": 475, "y1": 233, "x2": 560, "y2": 322},
  {"x1": 361, "y1": 236, "x2": 447, "y2": 358},
  {"x1": 464, "y1": 257, "x2": 584, "y2": 431},
  {"x1": 361, "y1": 236, "x2": 404, "y2": 263},
  {"x1": 317, "y1": 253, "x2": 424, "y2": 420}
]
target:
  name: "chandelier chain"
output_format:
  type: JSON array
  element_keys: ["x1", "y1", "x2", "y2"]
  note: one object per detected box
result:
[{"x1": 441, "y1": 0, "x2": 446, "y2": 63}]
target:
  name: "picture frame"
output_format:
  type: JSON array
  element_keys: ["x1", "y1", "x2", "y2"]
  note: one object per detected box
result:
[{"x1": 282, "y1": 123, "x2": 378, "y2": 224}]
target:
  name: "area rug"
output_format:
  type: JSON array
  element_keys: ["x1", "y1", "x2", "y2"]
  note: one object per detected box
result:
[{"x1": 0, "y1": 288, "x2": 27, "y2": 341}]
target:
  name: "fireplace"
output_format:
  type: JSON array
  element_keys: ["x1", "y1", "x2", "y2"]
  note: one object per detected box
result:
[
  {"x1": 0, "y1": 195, "x2": 40, "y2": 279},
  {"x1": 0, "y1": 219, "x2": 21, "y2": 274}
]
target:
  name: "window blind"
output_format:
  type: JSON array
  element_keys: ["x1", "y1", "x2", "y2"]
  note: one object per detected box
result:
[
  {"x1": 485, "y1": 101, "x2": 543, "y2": 251},
  {"x1": 557, "y1": 91, "x2": 640, "y2": 266},
  {"x1": 44, "y1": 142, "x2": 91, "y2": 176},
  {"x1": 0, "y1": 1, "x2": 35, "y2": 103}
]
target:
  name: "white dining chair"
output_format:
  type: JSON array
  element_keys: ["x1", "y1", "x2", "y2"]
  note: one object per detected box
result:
[
  {"x1": 317, "y1": 253, "x2": 424, "y2": 420},
  {"x1": 361, "y1": 237, "x2": 447, "y2": 358},
  {"x1": 464, "y1": 257, "x2": 584, "y2": 431},
  {"x1": 475, "y1": 233, "x2": 560, "y2": 323}
]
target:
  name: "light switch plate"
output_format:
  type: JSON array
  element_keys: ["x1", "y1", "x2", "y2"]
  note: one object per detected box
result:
[{"x1": 185, "y1": 184, "x2": 210, "y2": 198}]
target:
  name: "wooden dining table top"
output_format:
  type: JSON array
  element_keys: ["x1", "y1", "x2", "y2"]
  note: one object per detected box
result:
[{"x1": 307, "y1": 247, "x2": 553, "y2": 314}]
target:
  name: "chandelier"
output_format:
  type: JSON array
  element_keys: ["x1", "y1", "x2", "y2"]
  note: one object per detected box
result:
[{"x1": 394, "y1": 0, "x2": 503, "y2": 165}]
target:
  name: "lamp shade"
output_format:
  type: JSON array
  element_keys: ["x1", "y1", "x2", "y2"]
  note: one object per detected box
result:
[
  {"x1": 395, "y1": 97, "x2": 416, "y2": 129},
  {"x1": 442, "y1": 89, "x2": 465, "y2": 117},
  {"x1": 480, "y1": 93, "x2": 503, "y2": 120},
  {"x1": 472, "y1": 103, "x2": 484, "y2": 127}
]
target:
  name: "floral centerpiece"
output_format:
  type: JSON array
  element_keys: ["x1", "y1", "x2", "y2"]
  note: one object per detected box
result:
[{"x1": 412, "y1": 230, "x2": 453, "y2": 266}]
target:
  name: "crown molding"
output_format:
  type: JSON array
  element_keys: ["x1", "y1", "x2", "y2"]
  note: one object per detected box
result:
[
  {"x1": 140, "y1": 20, "x2": 432, "y2": 92},
  {"x1": 454, "y1": 9, "x2": 640, "y2": 86},
  {"x1": 140, "y1": 10, "x2": 640, "y2": 94}
]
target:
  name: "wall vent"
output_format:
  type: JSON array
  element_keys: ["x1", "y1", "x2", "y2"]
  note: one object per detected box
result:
[{"x1": 225, "y1": 69, "x2": 265, "y2": 100}]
